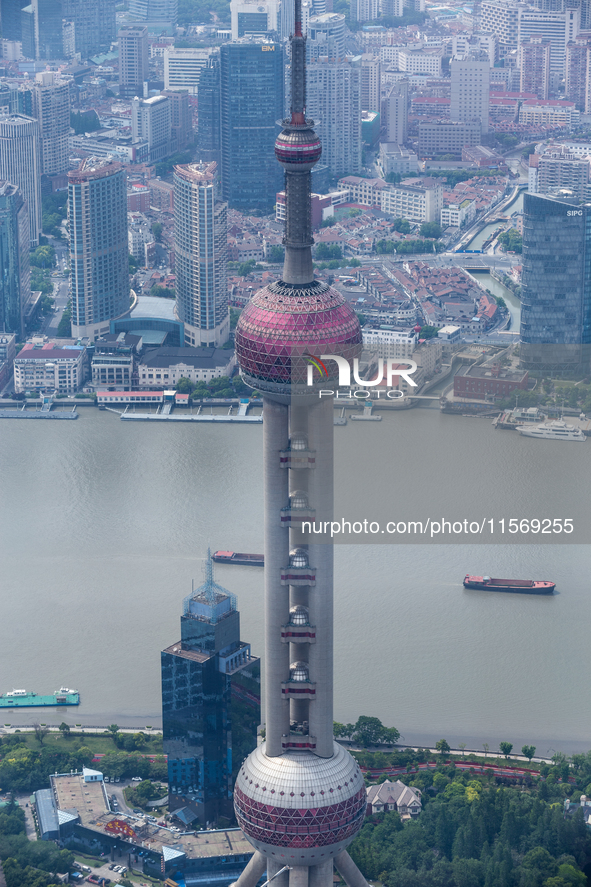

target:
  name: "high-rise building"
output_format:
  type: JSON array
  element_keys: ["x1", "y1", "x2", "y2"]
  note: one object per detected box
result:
[
  {"x1": 1, "y1": 0, "x2": 28, "y2": 41},
  {"x1": 164, "y1": 46, "x2": 213, "y2": 94},
  {"x1": 230, "y1": 0, "x2": 279, "y2": 40},
  {"x1": 162, "y1": 552, "x2": 260, "y2": 826},
  {"x1": 528, "y1": 149, "x2": 590, "y2": 197},
  {"x1": 519, "y1": 37, "x2": 551, "y2": 99},
  {"x1": 383, "y1": 79, "x2": 408, "y2": 144},
  {"x1": 61, "y1": 0, "x2": 117, "y2": 59},
  {"x1": 0, "y1": 114, "x2": 41, "y2": 247},
  {"x1": 480, "y1": 0, "x2": 520, "y2": 57},
  {"x1": 521, "y1": 191, "x2": 591, "y2": 369},
  {"x1": 33, "y1": 0, "x2": 64, "y2": 59},
  {"x1": 30, "y1": 72, "x2": 71, "y2": 177},
  {"x1": 231, "y1": 1, "x2": 367, "y2": 884},
  {"x1": 517, "y1": 5, "x2": 580, "y2": 74},
  {"x1": 129, "y1": 0, "x2": 178, "y2": 31},
  {"x1": 220, "y1": 39, "x2": 284, "y2": 211},
  {"x1": 20, "y1": 4, "x2": 35, "y2": 58},
  {"x1": 351, "y1": 0, "x2": 379, "y2": 23},
  {"x1": 306, "y1": 56, "x2": 362, "y2": 176},
  {"x1": 307, "y1": 12, "x2": 346, "y2": 60},
  {"x1": 161, "y1": 89, "x2": 191, "y2": 151},
  {"x1": 197, "y1": 53, "x2": 221, "y2": 164},
  {"x1": 0, "y1": 180, "x2": 30, "y2": 337},
  {"x1": 68, "y1": 158, "x2": 129, "y2": 340},
  {"x1": 174, "y1": 161, "x2": 229, "y2": 347},
  {"x1": 450, "y1": 52, "x2": 490, "y2": 134},
  {"x1": 131, "y1": 94, "x2": 172, "y2": 163},
  {"x1": 565, "y1": 37, "x2": 591, "y2": 110},
  {"x1": 118, "y1": 24, "x2": 149, "y2": 99},
  {"x1": 360, "y1": 54, "x2": 380, "y2": 112}
]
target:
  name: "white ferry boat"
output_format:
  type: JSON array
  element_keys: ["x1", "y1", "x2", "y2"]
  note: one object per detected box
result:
[{"x1": 516, "y1": 420, "x2": 586, "y2": 441}]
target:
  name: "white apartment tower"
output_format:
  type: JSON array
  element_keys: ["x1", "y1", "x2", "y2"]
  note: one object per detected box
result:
[
  {"x1": 383, "y1": 79, "x2": 408, "y2": 144},
  {"x1": 230, "y1": 0, "x2": 280, "y2": 39},
  {"x1": 480, "y1": 0, "x2": 520, "y2": 57},
  {"x1": 306, "y1": 57, "x2": 362, "y2": 176},
  {"x1": 174, "y1": 162, "x2": 229, "y2": 348},
  {"x1": 517, "y1": 6, "x2": 580, "y2": 74},
  {"x1": 450, "y1": 52, "x2": 490, "y2": 135},
  {"x1": 519, "y1": 37, "x2": 551, "y2": 99},
  {"x1": 30, "y1": 72, "x2": 71, "y2": 176},
  {"x1": 131, "y1": 95, "x2": 172, "y2": 162},
  {"x1": 360, "y1": 54, "x2": 380, "y2": 112},
  {"x1": 164, "y1": 46, "x2": 213, "y2": 94},
  {"x1": 0, "y1": 114, "x2": 42, "y2": 247}
]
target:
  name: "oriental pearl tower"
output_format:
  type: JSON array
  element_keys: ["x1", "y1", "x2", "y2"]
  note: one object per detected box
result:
[{"x1": 231, "y1": 2, "x2": 369, "y2": 887}]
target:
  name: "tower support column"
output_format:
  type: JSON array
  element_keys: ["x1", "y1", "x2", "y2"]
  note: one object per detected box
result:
[
  {"x1": 307, "y1": 395, "x2": 334, "y2": 756},
  {"x1": 264, "y1": 396, "x2": 291, "y2": 755}
]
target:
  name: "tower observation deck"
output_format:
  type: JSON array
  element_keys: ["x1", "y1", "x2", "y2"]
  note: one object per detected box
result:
[{"x1": 232, "y1": 0, "x2": 368, "y2": 885}]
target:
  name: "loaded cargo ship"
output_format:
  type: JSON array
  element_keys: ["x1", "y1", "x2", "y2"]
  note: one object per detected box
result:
[
  {"x1": 212, "y1": 551, "x2": 264, "y2": 567},
  {"x1": 463, "y1": 575, "x2": 555, "y2": 594},
  {"x1": 0, "y1": 687, "x2": 80, "y2": 708}
]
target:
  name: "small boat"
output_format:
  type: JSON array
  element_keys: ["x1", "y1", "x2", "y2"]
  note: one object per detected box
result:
[
  {"x1": 463, "y1": 575, "x2": 555, "y2": 594},
  {"x1": 516, "y1": 420, "x2": 585, "y2": 441},
  {"x1": 0, "y1": 687, "x2": 80, "y2": 707},
  {"x1": 212, "y1": 550, "x2": 264, "y2": 567}
]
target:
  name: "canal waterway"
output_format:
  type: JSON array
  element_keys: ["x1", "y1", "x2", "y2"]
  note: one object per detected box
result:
[
  {"x1": 465, "y1": 190, "x2": 525, "y2": 251},
  {"x1": 1, "y1": 408, "x2": 589, "y2": 755}
]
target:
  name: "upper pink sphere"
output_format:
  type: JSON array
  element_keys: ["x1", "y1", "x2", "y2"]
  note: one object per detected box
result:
[
  {"x1": 235, "y1": 280, "x2": 362, "y2": 388},
  {"x1": 275, "y1": 128, "x2": 322, "y2": 170}
]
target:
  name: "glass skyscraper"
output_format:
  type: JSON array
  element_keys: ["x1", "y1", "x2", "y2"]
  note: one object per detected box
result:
[
  {"x1": 0, "y1": 180, "x2": 31, "y2": 336},
  {"x1": 520, "y1": 191, "x2": 591, "y2": 368},
  {"x1": 161, "y1": 553, "x2": 260, "y2": 827},
  {"x1": 220, "y1": 39, "x2": 284, "y2": 212}
]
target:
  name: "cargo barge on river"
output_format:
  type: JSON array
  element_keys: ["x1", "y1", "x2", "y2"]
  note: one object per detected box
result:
[
  {"x1": 212, "y1": 551, "x2": 264, "y2": 567},
  {"x1": 0, "y1": 687, "x2": 80, "y2": 708},
  {"x1": 463, "y1": 575, "x2": 555, "y2": 594}
]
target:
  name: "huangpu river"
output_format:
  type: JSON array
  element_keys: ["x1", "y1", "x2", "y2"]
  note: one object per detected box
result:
[{"x1": 1, "y1": 405, "x2": 590, "y2": 756}]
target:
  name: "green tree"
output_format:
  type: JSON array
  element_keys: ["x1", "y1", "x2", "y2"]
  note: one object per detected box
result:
[
  {"x1": 419, "y1": 325, "x2": 438, "y2": 339},
  {"x1": 33, "y1": 724, "x2": 49, "y2": 746},
  {"x1": 499, "y1": 741, "x2": 513, "y2": 758},
  {"x1": 393, "y1": 218, "x2": 411, "y2": 234},
  {"x1": 522, "y1": 745, "x2": 536, "y2": 761},
  {"x1": 375, "y1": 240, "x2": 396, "y2": 254},
  {"x1": 267, "y1": 244, "x2": 284, "y2": 262},
  {"x1": 436, "y1": 738, "x2": 451, "y2": 755},
  {"x1": 351, "y1": 716, "x2": 399, "y2": 747},
  {"x1": 150, "y1": 284, "x2": 175, "y2": 299},
  {"x1": 151, "y1": 222, "x2": 163, "y2": 241},
  {"x1": 316, "y1": 243, "x2": 342, "y2": 260},
  {"x1": 57, "y1": 304, "x2": 71, "y2": 338},
  {"x1": 175, "y1": 376, "x2": 194, "y2": 394},
  {"x1": 70, "y1": 110, "x2": 100, "y2": 134},
  {"x1": 58, "y1": 723, "x2": 70, "y2": 738},
  {"x1": 419, "y1": 221, "x2": 443, "y2": 239}
]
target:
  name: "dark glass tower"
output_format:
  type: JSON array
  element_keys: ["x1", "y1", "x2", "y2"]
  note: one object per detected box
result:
[
  {"x1": 1, "y1": 0, "x2": 28, "y2": 40},
  {"x1": 220, "y1": 40, "x2": 284, "y2": 212},
  {"x1": 0, "y1": 180, "x2": 30, "y2": 337},
  {"x1": 197, "y1": 54, "x2": 221, "y2": 165},
  {"x1": 33, "y1": 0, "x2": 64, "y2": 59},
  {"x1": 161, "y1": 552, "x2": 260, "y2": 827},
  {"x1": 520, "y1": 191, "x2": 591, "y2": 369}
]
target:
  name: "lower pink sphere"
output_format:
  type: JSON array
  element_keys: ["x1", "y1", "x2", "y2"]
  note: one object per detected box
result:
[
  {"x1": 234, "y1": 742, "x2": 367, "y2": 865},
  {"x1": 235, "y1": 280, "x2": 362, "y2": 388}
]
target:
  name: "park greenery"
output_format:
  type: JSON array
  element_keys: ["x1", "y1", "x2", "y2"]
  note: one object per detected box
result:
[
  {"x1": 70, "y1": 110, "x2": 100, "y2": 135},
  {"x1": 150, "y1": 284, "x2": 175, "y2": 299},
  {"x1": 349, "y1": 746, "x2": 591, "y2": 887},
  {"x1": 57, "y1": 300, "x2": 72, "y2": 338},
  {"x1": 497, "y1": 229, "x2": 523, "y2": 254},
  {"x1": 124, "y1": 778, "x2": 166, "y2": 809},
  {"x1": 0, "y1": 729, "x2": 164, "y2": 793},
  {"x1": 333, "y1": 716, "x2": 400, "y2": 747},
  {"x1": 175, "y1": 374, "x2": 252, "y2": 399},
  {"x1": 0, "y1": 800, "x2": 73, "y2": 887},
  {"x1": 42, "y1": 193, "x2": 67, "y2": 239}
]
